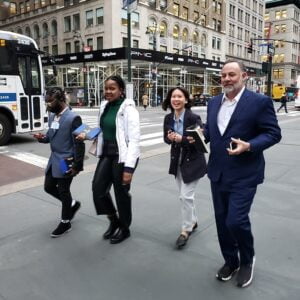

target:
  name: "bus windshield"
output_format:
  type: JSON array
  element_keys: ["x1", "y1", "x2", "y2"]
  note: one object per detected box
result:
[{"x1": 0, "y1": 41, "x2": 17, "y2": 75}]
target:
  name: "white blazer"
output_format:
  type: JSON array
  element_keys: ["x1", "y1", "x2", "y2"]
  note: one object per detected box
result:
[{"x1": 96, "y1": 98, "x2": 140, "y2": 169}]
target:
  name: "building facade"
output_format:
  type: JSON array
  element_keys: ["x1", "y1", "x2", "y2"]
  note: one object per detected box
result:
[
  {"x1": 0, "y1": 0, "x2": 227, "y2": 106},
  {"x1": 225, "y1": 0, "x2": 265, "y2": 92},
  {"x1": 265, "y1": 0, "x2": 300, "y2": 88}
]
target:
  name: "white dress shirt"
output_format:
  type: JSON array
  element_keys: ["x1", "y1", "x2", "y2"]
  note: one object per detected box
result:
[{"x1": 217, "y1": 87, "x2": 245, "y2": 135}]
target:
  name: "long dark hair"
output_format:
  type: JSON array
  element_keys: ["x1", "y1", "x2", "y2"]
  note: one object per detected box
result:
[
  {"x1": 104, "y1": 75, "x2": 126, "y2": 98},
  {"x1": 162, "y1": 87, "x2": 192, "y2": 111}
]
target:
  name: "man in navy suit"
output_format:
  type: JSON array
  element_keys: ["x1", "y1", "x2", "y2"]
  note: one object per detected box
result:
[{"x1": 204, "y1": 60, "x2": 281, "y2": 288}]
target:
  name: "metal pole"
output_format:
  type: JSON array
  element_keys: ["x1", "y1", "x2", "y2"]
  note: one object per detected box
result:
[
  {"x1": 127, "y1": 7, "x2": 131, "y2": 83},
  {"x1": 81, "y1": 41, "x2": 88, "y2": 107},
  {"x1": 267, "y1": 53, "x2": 273, "y2": 98}
]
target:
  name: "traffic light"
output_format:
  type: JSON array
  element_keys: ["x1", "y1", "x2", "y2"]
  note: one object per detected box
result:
[
  {"x1": 262, "y1": 62, "x2": 269, "y2": 74},
  {"x1": 247, "y1": 43, "x2": 253, "y2": 54}
]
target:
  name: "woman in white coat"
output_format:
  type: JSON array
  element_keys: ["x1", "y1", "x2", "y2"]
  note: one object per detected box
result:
[{"x1": 78, "y1": 75, "x2": 140, "y2": 244}]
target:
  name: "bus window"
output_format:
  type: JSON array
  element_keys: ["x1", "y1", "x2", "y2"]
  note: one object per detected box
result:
[
  {"x1": 18, "y1": 56, "x2": 28, "y2": 90},
  {"x1": 0, "y1": 41, "x2": 17, "y2": 74},
  {"x1": 30, "y1": 57, "x2": 41, "y2": 94}
]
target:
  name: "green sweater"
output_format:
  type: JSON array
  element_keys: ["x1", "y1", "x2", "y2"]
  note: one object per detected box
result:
[{"x1": 101, "y1": 98, "x2": 123, "y2": 141}]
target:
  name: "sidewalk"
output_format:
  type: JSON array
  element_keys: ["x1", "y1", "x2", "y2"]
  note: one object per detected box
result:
[{"x1": 0, "y1": 120, "x2": 300, "y2": 300}]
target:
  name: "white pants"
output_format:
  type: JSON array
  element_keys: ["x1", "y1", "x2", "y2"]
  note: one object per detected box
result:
[{"x1": 175, "y1": 168, "x2": 199, "y2": 232}]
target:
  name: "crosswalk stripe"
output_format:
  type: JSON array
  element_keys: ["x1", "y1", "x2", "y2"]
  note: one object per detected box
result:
[
  {"x1": 141, "y1": 132, "x2": 162, "y2": 140},
  {"x1": 5, "y1": 152, "x2": 48, "y2": 168},
  {"x1": 140, "y1": 137, "x2": 163, "y2": 147}
]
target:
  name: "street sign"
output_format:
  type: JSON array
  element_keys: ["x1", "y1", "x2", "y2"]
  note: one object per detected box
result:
[{"x1": 122, "y1": 0, "x2": 137, "y2": 13}]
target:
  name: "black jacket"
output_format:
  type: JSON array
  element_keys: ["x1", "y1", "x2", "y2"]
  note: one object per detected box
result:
[{"x1": 163, "y1": 109, "x2": 207, "y2": 183}]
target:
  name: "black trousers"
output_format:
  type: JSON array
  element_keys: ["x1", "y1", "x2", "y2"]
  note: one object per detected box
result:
[
  {"x1": 277, "y1": 102, "x2": 288, "y2": 113},
  {"x1": 44, "y1": 168, "x2": 74, "y2": 220},
  {"x1": 92, "y1": 155, "x2": 132, "y2": 230}
]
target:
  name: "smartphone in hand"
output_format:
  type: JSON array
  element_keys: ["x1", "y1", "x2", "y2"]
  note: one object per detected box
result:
[
  {"x1": 229, "y1": 140, "x2": 238, "y2": 150},
  {"x1": 32, "y1": 133, "x2": 45, "y2": 139}
]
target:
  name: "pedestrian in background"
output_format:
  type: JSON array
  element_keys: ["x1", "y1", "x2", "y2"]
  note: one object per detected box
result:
[
  {"x1": 142, "y1": 93, "x2": 149, "y2": 110},
  {"x1": 162, "y1": 87, "x2": 207, "y2": 249},
  {"x1": 77, "y1": 75, "x2": 140, "y2": 244},
  {"x1": 34, "y1": 87, "x2": 85, "y2": 237},
  {"x1": 204, "y1": 60, "x2": 281, "y2": 288},
  {"x1": 277, "y1": 92, "x2": 288, "y2": 113}
]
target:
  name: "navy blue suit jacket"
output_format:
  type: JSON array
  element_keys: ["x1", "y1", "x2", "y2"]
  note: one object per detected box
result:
[{"x1": 205, "y1": 89, "x2": 281, "y2": 187}]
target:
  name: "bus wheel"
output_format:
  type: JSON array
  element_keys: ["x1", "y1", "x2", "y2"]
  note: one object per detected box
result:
[{"x1": 0, "y1": 114, "x2": 12, "y2": 146}]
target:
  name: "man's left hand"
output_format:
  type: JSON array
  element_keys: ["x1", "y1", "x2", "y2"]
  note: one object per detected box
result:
[{"x1": 227, "y1": 137, "x2": 250, "y2": 155}]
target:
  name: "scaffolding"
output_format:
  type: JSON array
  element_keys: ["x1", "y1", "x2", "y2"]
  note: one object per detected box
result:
[{"x1": 44, "y1": 61, "x2": 223, "y2": 107}]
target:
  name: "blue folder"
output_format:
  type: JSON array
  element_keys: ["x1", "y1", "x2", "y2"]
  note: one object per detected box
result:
[{"x1": 73, "y1": 124, "x2": 101, "y2": 140}]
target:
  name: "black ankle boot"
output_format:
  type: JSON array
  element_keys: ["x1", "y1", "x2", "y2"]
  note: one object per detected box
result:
[
  {"x1": 103, "y1": 215, "x2": 119, "y2": 240},
  {"x1": 110, "y1": 228, "x2": 130, "y2": 244}
]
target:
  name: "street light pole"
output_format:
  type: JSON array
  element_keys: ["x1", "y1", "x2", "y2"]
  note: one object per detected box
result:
[
  {"x1": 74, "y1": 31, "x2": 88, "y2": 107},
  {"x1": 82, "y1": 41, "x2": 89, "y2": 107}
]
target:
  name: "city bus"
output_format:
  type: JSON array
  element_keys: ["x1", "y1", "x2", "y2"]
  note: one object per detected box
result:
[{"x1": 0, "y1": 30, "x2": 47, "y2": 145}]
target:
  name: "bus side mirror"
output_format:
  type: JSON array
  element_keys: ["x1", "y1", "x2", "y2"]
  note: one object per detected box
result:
[{"x1": 52, "y1": 65, "x2": 57, "y2": 77}]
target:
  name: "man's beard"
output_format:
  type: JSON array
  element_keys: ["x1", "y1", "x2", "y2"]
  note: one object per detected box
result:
[{"x1": 223, "y1": 85, "x2": 235, "y2": 94}]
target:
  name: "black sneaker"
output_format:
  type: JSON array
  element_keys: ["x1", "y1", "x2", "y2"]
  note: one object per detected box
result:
[
  {"x1": 236, "y1": 257, "x2": 255, "y2": 288},
  {"x1": 70, "y1": 201, "x2": 81, "y2": 221},
  {"x1": 51, "y1": 222, "x2": 71, "y2": 238},
  {"x1": 216, "y1": 264, "x2": 239, "y2": 281}
]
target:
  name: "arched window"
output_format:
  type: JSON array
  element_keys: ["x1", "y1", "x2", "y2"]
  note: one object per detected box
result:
[
  {"x1": 182, "y1": 28, "x2": 189, "y2": 42},
  {"x1": 148, "y1": 17, "x2": 157, "y2": 28},
  {"x1": 25, "y1": 27, "x2": 31, "y2": 37},
  {"x1": 201, "y1": 33, "x2": 207, "y2": 48},
  {"x1": 160, "y1": 21, "x2": 167, "y2": 37},
  {"x1": 33, "y1": 24, "x2": 40, "y2": 39},
  {"x1": 51, "y1": 20, "x2": 57, "y2": 36},
  {"x1": 173, "y1": 25, "x2": 179, "y2": 40},
  {"x1": 193, "y1": 31, "x2": 199, "y2": 44},
  {"x1": 42, "y1": 23, "x2": 49, "y2": 38},
  {"x1": 17, "y1": 28, "x2": 23, "y2": 34}
]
